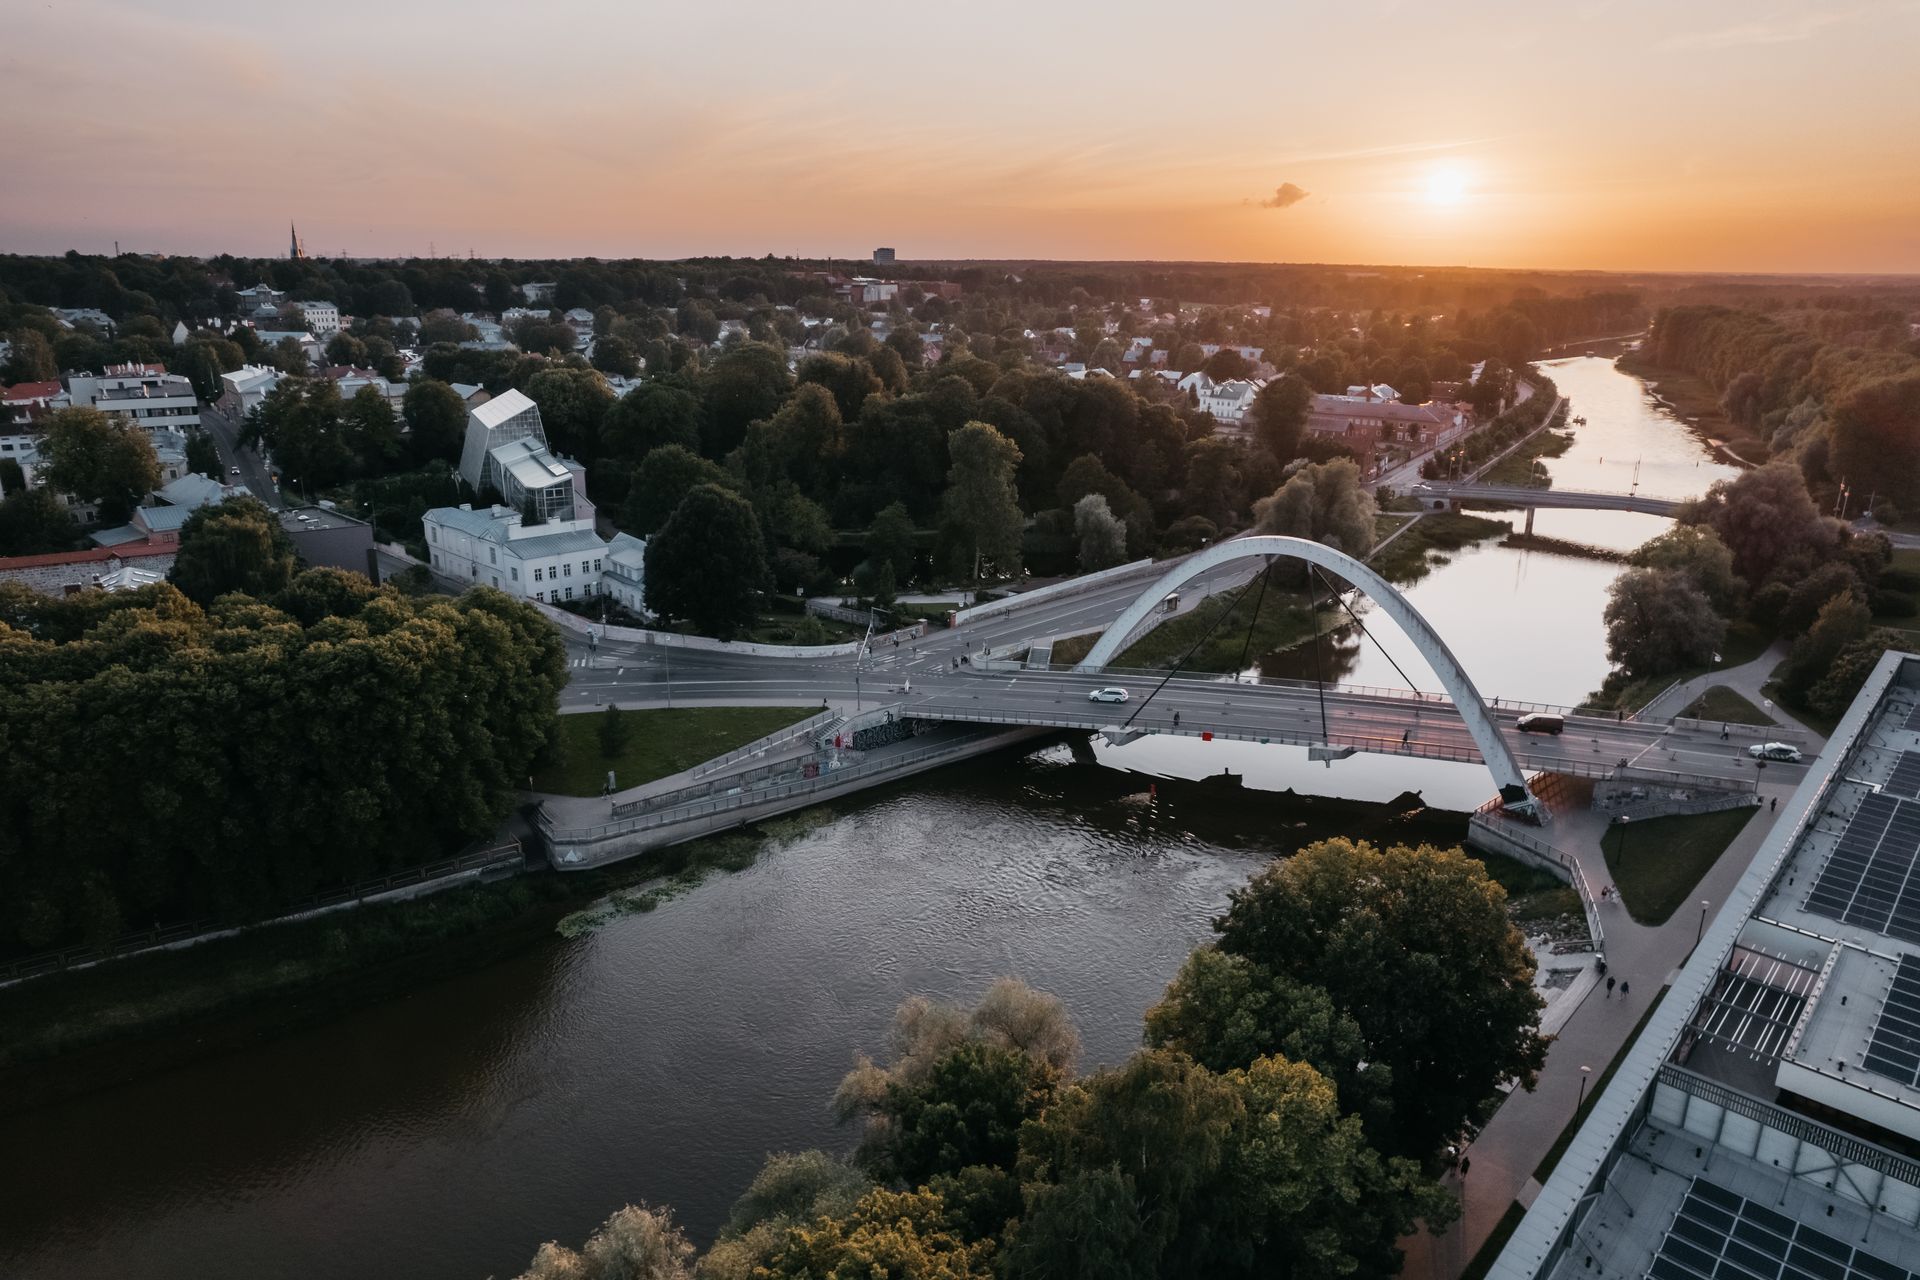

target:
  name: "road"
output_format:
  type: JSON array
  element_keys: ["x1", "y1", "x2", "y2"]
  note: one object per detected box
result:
[
  {"x1": 1414, "y1": 481, "x2": 1682, "y2": 517},
  {"x1": 198, "y1": 397, "x2": 281, "y2": 509}
]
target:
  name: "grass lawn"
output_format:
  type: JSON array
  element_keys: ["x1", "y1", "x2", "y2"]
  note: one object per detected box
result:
[
  {"x1": 1532, "y1": 988, "x2": 1669, "y2": 1183},
  {"x1": 1482, "y1": 427, "x2": 1574, "y2": 487},
  {"x1": 1086, "y1": 583, "x2": 1329, "y2": 673},
  {"x1": 532, "y1": 706, "x2": 817, "y2": 796},
  {"x1": 1678, "y1": 685, "x2": 1774, "y2": 726},
  {"x1": 1586, "y1": 619, "x2": 1774, "y2": 713},
  {"x1": 1478, "y1": 853, "x2": 1583, "y2": 926},
  {"x1": 1602, "y1": 807, "x2": 1757, "y2": 925}
]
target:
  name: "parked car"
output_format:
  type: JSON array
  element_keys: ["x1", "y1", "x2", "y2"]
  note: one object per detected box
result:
[
  {"x1": 230, "y1": 466, "x2": 241, "y2": 476},
  {"x1": 1748, "y1": 742, "x2": 1803, "y2": 762},
  {"x1": 1088, "y1": 687, "x2": 1130, "y2": 704},
  {"x1": 1516, "y1": 713, "x2": 1565, "y2": 735}
]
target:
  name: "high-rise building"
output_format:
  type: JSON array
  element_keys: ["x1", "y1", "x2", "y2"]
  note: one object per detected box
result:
[{"x1": 873, "y1": 247, "x2": 895, "y2": 263}]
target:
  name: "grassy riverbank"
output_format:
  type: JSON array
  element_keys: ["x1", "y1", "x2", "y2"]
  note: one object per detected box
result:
[
  {"x1": 1616, "y1": 350, "x2": 1769, "y2": 464},
  {"x1": 1481, "y1": 427, "x2": 1574, "y2": 487},
  {"x1": 1584, "y1": 619, "x2": 1772, "y2": 713},
  {"x1": 1678, "y1": 686, "x2": 1774, "y2": 726},
  {"x1": 1369, "y1": 512, "x2": 1512, "y2": 583},
  {"x1": 532, "y1": 706, "x2": 818, "y2": 795}
]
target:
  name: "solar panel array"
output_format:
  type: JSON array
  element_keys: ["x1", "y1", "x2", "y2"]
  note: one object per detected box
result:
[
  {"x1": 1903, "y1": 704, "x2": 1920, "y2": 734},
  {"x1": 1805, "y1": 793, "x2": 1920, "y2": 944},
  {"x1": 1865, "y1": 955, "x2": 1920, "y2": 1089},
  {"x1": 1651, "y1": 1178, "x2": 1915, "y2": 1280},
  {"x1": 1887, "y1": 752, "x2": 1920, "y2": 801}
]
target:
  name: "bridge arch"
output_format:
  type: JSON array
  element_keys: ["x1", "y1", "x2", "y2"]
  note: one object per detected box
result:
[{"x1": 1076, "y1": 535, "x2": 1537, "y2": 812}]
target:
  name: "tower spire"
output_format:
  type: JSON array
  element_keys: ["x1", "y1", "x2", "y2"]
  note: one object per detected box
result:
[{"x1": 289, "y1": 221, "x2": 304, "y2": 260}]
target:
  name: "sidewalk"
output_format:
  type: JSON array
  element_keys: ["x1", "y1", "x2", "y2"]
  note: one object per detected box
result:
[
  {"x1": 1401, "y1": 790, "x2": 1792, "y2": 1278},
  {"x1": 1638, "y1": 642, "x2": 1794, "y2": 723}
]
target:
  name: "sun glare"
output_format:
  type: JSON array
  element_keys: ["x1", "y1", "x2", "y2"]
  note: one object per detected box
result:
[{"x1": 1424, "y1": 164, "x2": 1469, "y2": 207}]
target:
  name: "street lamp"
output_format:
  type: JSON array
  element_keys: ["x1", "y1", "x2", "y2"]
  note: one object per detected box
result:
[
  {"x1": 1576, "y1": 1064, "x2": 1593, "y2": 1113},
  {"x1": 1697, "y1": 899, "x2": 1711, "y2": 944}
]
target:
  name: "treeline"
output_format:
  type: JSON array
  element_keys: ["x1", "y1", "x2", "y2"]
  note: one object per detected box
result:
[
  {"x1": 1636, "y1": 303, "x2": 1920, "y2": 507},
  {"x1": 511, "y1": 838, "x2": 1547, "y2": 1280},
  {"x1": 0, "y1": 534, "x2": 565, "y2": 954}
]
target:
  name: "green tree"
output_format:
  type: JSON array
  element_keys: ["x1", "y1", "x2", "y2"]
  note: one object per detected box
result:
[
  {"x1": 1251, "y1": 373, "x2": 1313, "y2": 464},
  {"x1": 1182, "y1": 437, "x2": 1246, "y2": 528},
  {"x1": 403, "y1": 379, "x2": 469, "y2": 464},
  {"x1": 342, "y1": 384, "x2": 402, "y2": 474},
  {"x1": 602, "y1": 382, "x2": 705, "y2": 464},
  {"x1": 324, "y1": 332, "x2": 368, "y2": 368},
  {"x1": 622, "y1": 444, "x2": 733, "y2": 537},
  {"x1": 701, "y1": 1152, "x2": 872, "y2": 1280},
  {"x1": 700, "y1": 342, "x2": 792, "y2": 457},
  {"x1": 1683, "y1": 462, "x2": 1834, "y2": 585},
  {"x1": 1831, "y1": 371, "x2": 1920, "y2": 507},
  {"x1": 168, "y1": 496, "x2": 298, "y2": 605},
  {"x1": 0, "y1": 487, "x2": 78, "y2": 557},
  {"x1": 185, "y1": 431, "x2": 222, "y2": 478},
  {"x1": 1073, "y1": 494, "x2": 1127, "y2": 570},
  {"x1": 36, "y1": 407, "x2": 163, "y2": 524},
  {"x1": 253, "y1": 378, "x2": 355, "y2": 489},
  {"x1": 3, "y1": 329, "x2": 58, "y2": 382},
  {"x1": 1211, "y1": 838, "x2": 1548, "y2": 1158},
  {"x1": 644, "y1": 484, "x2": 768, "y2": 638},
  {"x1": 512, "y1": 1203, "x2": 694, "y2": 1280},
  {"x1": 1603, "y1": 566, "x2": 1726, "y2": 676},
  {"x1": 798, "y1": 351, "x2": 885, "y2": 420},
  {"x1": 1252, "y1": 457, "x2": 1376, "y2": 556},
  {"x1": 866, "y1": 501, "x2": 918, "y2": 584},
  {"x1": 756, "y1": 1187, "x2": 994, "y2": 1280},
  {"x1": 942, "y1": 421, "x2": 1025, "y2": 580},
  {"x1": 591, "y1": 334, "x2": 641, "y2": 378},
  {"x1": 524, "y1": 366, "x2": 614, "y2": 464},
  {"x1": 1629, "y1": 524, "x2": 1744, "y2": 613}
]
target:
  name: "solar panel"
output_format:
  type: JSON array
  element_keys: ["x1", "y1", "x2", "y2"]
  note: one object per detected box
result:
[
  {"x1": 1804, "y1": 794, "x2": 1920, "y2": 944},
  {"x1": 1865, "y1": 955, "x2": 1920, "y2": 1088},
  {"x1": 1903, "y1": 704, "x2": 1920, "y2": 734},
  {"x1": 1650, "y1": 1177, "x2": 1917, "y2": 1280},
  {"x1": 1889, "y1": 753, "x2": 1920, "y2": 800}
]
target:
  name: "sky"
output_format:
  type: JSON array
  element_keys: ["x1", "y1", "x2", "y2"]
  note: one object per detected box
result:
[{"x1": 3, "y1": 0, "x2": 1919, "y2": 273}]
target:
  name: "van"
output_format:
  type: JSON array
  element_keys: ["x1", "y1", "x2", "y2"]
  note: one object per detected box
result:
[{"x1": 1516, "y1": 713, "x2": 1565, "y2": 735}]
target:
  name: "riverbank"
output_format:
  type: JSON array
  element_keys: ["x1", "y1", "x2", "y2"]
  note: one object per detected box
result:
[{"x1": 1615, "y1": 349, "x2": 1769, "y2": 465}]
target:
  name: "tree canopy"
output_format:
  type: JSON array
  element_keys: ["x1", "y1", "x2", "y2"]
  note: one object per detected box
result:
[
  {"x1": 168, "y1": 496, "x2": 298, "y2": 605},
  {"x1": 36, "y1": 407, "x2": 162, "y2": 523},
  {"x1": 643, "y1": 483, "x2": 767, "y2": 638}
]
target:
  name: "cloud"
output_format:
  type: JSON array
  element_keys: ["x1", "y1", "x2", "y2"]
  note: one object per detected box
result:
[
  {"x1": 1259, "y1": 182, "x2": 1311, "y2": 209},
  {"x1": 1658, "y1": 2, "x2": 1916, "y2": 50}
]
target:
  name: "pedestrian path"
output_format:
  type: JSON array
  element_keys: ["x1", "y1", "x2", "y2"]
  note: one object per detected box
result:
[
  {"x1": 1639, "y1": 642, "x2": 1794, "y2": 724},
  {"x1": 1401, "y1": 788, "x2": 1793, "y2": 1279}
]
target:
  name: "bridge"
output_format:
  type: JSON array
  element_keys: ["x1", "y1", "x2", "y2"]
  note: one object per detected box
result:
[
  {"x1": 541, "y1": 535, "x2": 1805, "y2": 864},
  {"x1": 1413, "y1": 482, "x2": 1684, "y2": 519}
]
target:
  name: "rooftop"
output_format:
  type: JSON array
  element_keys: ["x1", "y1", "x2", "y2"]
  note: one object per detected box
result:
[
  {"x1": 278, "y1": 507, "x2": 369, "y2": 533},
  {"x1": 470, "y1": 387, "x2": 537, "y2": 429}
]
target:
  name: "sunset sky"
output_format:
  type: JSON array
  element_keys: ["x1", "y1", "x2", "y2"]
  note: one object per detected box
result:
[{"x1": 4, "y1": 0, "x2": 1918, "y2": 272}]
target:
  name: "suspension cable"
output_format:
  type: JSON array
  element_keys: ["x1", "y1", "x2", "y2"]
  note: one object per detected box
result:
[
  {"x1": 1306, "y1": 564, "x2": 1332, "y2": 746},
  {"x1": 1322, "y1": 571, "x2": 1426, "y2": 694},
  {"x1": 1233, "y1": 558, "x2": 1276, "y2": 675},
  {"x1": 1120, "y1": 564, "x2": 1269, "y2": 729}
]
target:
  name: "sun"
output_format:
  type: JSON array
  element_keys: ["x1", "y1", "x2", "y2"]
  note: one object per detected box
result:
[{"x1": 1424, "y1": 164, "x2": 1470, "y2": 207}]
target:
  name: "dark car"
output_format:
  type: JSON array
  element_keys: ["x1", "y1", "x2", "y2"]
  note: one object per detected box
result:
[{"x1": 1516, "y1": 713, "x2": 1565, "y2": 735}]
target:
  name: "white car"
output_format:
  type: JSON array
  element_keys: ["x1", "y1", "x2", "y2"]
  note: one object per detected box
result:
[
  {"x1": 230, "y1": 466, "x2": 241, "y2": 476},
  {"x1": 1748, "y1": 742, "x2": 1803, "y2": 763},
  {"x1": 1088, "y1": 687, "x2": 1130, "y2": 705}
]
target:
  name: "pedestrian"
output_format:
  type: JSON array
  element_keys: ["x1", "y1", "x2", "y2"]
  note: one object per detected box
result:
[
  {"x1": 1459, "y1": 1156, "x2": 1470, "y2": 1177},
  {"x1": 1721, "y1": 724, "x2": 1730, "y2": 740},
  {"x1": 1771, "y1": 796, "x2": 1777, "y2": 812},
  {"x1": 1620, "y1": 980, "x2": 1630, "y2": 997},
  {"x1": 1173, "y1": 711, "x2": 1181, "y2": 727},
  {"x1": 1606, "y1": 976, "x2": 1616, "y2": 998}
]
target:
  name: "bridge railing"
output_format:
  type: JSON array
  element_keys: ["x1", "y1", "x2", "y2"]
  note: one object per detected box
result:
[
  {"x1": 689, "y1": 709, "x2": 838, "y2": 779},
  {"x1": 1041, "y1": 665, "x2": 1640, "y2": 721},
  {"x1": 1468, "y1": 812, "x2": 1604, "y2": 955}
]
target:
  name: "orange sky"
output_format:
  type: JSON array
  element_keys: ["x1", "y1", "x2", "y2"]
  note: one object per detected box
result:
[{"x1": 4, "y1": 0, "x2": 1918, "y2": 272}]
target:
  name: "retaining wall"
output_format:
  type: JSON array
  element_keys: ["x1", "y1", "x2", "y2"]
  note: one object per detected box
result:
[{"x1": 952, "y1": 558, "x2": 1157, "y2": 625}]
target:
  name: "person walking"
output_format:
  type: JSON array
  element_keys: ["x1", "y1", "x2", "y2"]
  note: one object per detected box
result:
[
  {"x1": 1606, "y1": 976, "x2": 1616, "y2": 998},
  {"x1": 1771, "y1": 796, "x2": 1778, "y2": 812},
  {"x1": 1459, "y1": 1156, "x2": 1470, "y2": 1177},
  {"x1": 1620, "y1": 980, "x2": 1630, "y2": 998}
]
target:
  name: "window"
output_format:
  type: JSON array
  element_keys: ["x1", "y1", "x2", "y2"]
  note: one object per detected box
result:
[
  {"x1": 491, "y1": 574, "x2": 499, "y2": 587},
  {"x1": 583, "y1": 583, "x2": 593, "y2": 597},
  {"x1": 594, "y1": 558, "x2": 602, "y2": 572},
  {"x1": 563, "y1": 563, "x2": 572, "y2": 577},
  {"x1": 488, "y1": 547, "x2": 497, "y2": 565},
  {"x1": 564, "y1": 587, "x2": 574, "y2": 600},
  {"x1": 535, "y1": 591, "x2": 544, "y2": 602},
  {"x1": 510, "y1": 567, "x2": 519, "y2": 582},
  {"x1": 581, "y1": 560, "x2": 591, "y2": 575},
  {"x1": 533, "y1": 567, "x2": 543, "y2": 582}
]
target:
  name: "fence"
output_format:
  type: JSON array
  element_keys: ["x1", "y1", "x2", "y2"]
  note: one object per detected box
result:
[
  {"x1": 0, "y1": 842, "x2": 524, "y2": 988},
  {"x1": 530, "y1": 599, "x2": 925, "y2": 659},
  {"x1": 1468, "y1": 812, "x2": 1605, "y2": 954},
  {"x1": 1670, "y1": 716, "x2": 1809, "y2": 743},
  {"x1": 689, "y1": 709, "x2": 838, "y2": 779},
  {"x1": 952, "y1": 558, "x2": 1158, "y2": 626}
]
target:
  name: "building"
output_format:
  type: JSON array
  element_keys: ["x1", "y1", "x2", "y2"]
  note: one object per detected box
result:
[
  {"x1": 521, "y1": 282, "x2": 557, "y2": 303},
  {"x1": 289, "y1": 222, "x2": 305, "y2": 260},
  {"x1": 68, "y1": 364, "x2": 201, "y2": 433},
  {"x1": 219, "y1": 364, "x2": 282, "y2": 416},
  {"x1": 278, "y1": 506, "x2": 375, "y2": 573},
  {"x1": 1495, "y1": 652, "x2": 1920, "y2": 1280},
  {"x1": 1305, "y1": 392, "x2": 1453, "y2": 466},
  {"x1": 846, "y1": 278, "x2": 898, "y2": 306},
  {"x1": 873, "y1": 247, "x2": 896, "y2": 263},
  {"x1": 235, "y1": 284, "x2": 287, "y2": 309},
  {"x1": 602, "y1": 532, "x2": 647, "y2": 614},
  {"x1": 1197, "y1": 378, "x2": 1264, "y2": 427},
  {"x1": 53, "y1": 307, "x2": 114, "y2": 332},
  {"x1": 0, "y1": 543, "x2": 178, "y2": 596},
  {"x1": 293, "y1": 300, "x2": 341, "y2": 335},
  {"x1": 423, "y1": 504, "x2": 625, "y2": 605},
  {"x1": 455, "y1": 389, "x2": 592, "y2": 524}
]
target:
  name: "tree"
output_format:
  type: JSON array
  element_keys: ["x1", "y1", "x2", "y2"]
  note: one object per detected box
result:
[
  {"x1": 622, "y1": 445, "x2": 733, "y2": 536},
  {"x1": 1073, "y1": 493, "x2": 1127, "y2": 571},
  {"x1": 512, "y1": 1203, "x2": 694, "y2": 1280},
  {"x1": 1200, "y1": 348, "x2": 1253, "y2": 380},
  {"x1": 1780, "y1": 590, "x2": 1873, "y2": 704},
  {"x1": 0, "y1": 487, "x2": 78, "y2": 557},
  {"x1": 644, "y1": 484, "x2": 768, "y2": 638},
  {"x1": 702, "y1": 1152, "x2": 873, "y2": 1280},
  {"x1": 798, "y1": 351, "x2": 885, "y2": 420},
  {"x1": 1007, "y1": 1050, "x2": 1447, "y2": 1280},
  {"x1": 1252, "y1": 457, "x2": 1376, "y2": 557},
  {"x1": 942, "y1": 421, "x2": 1025, "y2": 580},
  {"x1": 36, "y1": 407, "x2": 163, "y2": 524},
  {"x1": 184, "y1": 431, "x2": 222, "y2": 478},
  {"x1": 403, "y1": 379, "x2": 470, "y2": 465},
  {"x1": 1210, "y1": 838, "x2": 1548, "y2": 1158},
  {"x1": 1831, "y1": 371, "x2": 1920, "y2": 507},
  {"x1": 524, "y1": 367, "x2": 614, "y2": 464},
  {"x1": 324, "y1": 332, "x2": 368, "y2": 368},
  {"x1": 755, "y1": 1188, "x2": 994, "y2": 1280},
  {"x1": 1629, "y1": 524, "x2": 1743, "y2": 613},
  {"x1": 1250, "y1": 373, "x2": 1312, "y2": 464},
  {"x1": 342, "y1": 385, "x2": 402, "y2": 474},
  {"x1": 1684, "y1": 462, "x2": 1833, "y2": 585},
  {"x1": 591, "y1": 334, "x2": 641, "y2": 378},
  {"x1": 700, "y1": 342, "x2": 792, "y2": 457},
  {"x1": 168, "y1": 496, "x2": 298, "y2": 605},
  {"x1": 602, "y1": 382, "x2": 704, "y2": 464},
  {"x1": 867, "y1": 501, "x2": 918, "y2": 584},
  {"x1": 1182, "y1": 437, "x2": 1248, "y2": 529},
  {"x1": 3, "y1": 329, "x2": 57, "y2": 382},
  {"x1": 1603, "y1": 566, "x2": 1726, "y2": 676},
  {"x1": 253, "y1": 378, "x2": 356, "y2": 489}
]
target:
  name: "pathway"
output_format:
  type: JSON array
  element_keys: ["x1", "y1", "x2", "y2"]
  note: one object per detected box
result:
[
  {"x1": 1402, "y1": 791, "x2": 1795, "y2": 1278},
  {"x1": 1638, "y1": 641, "x2": 1793, "y2": 723}
]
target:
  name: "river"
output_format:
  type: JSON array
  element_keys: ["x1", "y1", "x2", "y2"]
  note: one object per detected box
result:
[{"x1": 0, "y1": 356, "x2": 1735, "y2": 1280}]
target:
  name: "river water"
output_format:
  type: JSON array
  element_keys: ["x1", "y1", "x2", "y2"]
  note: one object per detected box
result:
[{"x1": 0, "y1": 357, "x2": 1735, "y2": 1280}]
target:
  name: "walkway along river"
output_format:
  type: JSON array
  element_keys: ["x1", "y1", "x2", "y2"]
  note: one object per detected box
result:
[{"x1": 0, "y1": 355, "x2": 1737, "y2": 1280}]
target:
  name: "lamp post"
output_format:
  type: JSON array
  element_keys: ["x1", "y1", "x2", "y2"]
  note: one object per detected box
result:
[
  {"x1": 1576, "y1": 1064, "x2": 1593, "y2": 1113},
  {"x1": 1697, "y1": 898, "x2": 1711, "y2": 944}
]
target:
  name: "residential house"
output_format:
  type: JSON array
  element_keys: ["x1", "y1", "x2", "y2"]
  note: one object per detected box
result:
[
  {"x1": 293, "y1": 300, "x2": 342, "y2": 335},
  {"x1": 53, "y1": 307, "x2": 114, "y2": 331},
  {"x1": 219, "y1": 364, "x2": 282, "y2": 417},
  {"x1": 521, "y1": 282, "x2": 557, "y2": 303},
  {"x1": 1198, "y1": 379, "x2": 1265, "y2": 430}
]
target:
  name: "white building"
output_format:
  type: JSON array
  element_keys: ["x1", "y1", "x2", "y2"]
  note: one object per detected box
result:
[
  {"x1": 219, "y1": 364, "x2": 282, "y2": 416},
  {"x1": 293, "y1": 300, "x2": 341, "y2": 335},
  {"x1": 1198, "y1": 378, "x2": 1265, "y2": 426},
  {"x1": 53, "y1": 307, "x2": 114, "y2": 332},
  {"x1": 423, "y1": 504, "x2": 635, "y2": 606},
  {"x1": 68, "y1": 364, "x2": 201, "y2": 432}
]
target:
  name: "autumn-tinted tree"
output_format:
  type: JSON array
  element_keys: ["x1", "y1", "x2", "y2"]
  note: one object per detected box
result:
[
  {"x1": 36, "y1": 406, "x2": 162, "y2": 523},
  {"x1": 168, "y1": 496, "x2": 298, "y2": 605},
  {"x1": 756, "y1": 1188, "x2": 994, "y2": 1280},
  {"x1": 511, "y1": 1203, "x2": 694, "y2": 1280},
  {"x1": 1603, "y1": 566, "x2": 1726, "y2": 676},
  {"x1": 644, "y1": 483, "x2": 768, "y2": 638},
  {"x1": 1210, "y1": 838, "x2": 1548, "y2": 1158}
]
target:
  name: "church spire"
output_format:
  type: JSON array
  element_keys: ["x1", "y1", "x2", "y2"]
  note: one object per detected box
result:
[{"x1": 289, "y1": 222, "x2": 304, "y2": 260}]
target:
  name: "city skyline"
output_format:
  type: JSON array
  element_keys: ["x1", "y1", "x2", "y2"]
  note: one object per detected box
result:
[{"x1": 5, "y1": 0, "x2": 1919, "y2": 273}]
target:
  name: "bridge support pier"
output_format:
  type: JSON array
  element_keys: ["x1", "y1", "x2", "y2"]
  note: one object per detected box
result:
[{"x1": 1524, "y1": 506, "x2": 1536, "y2": 534}]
